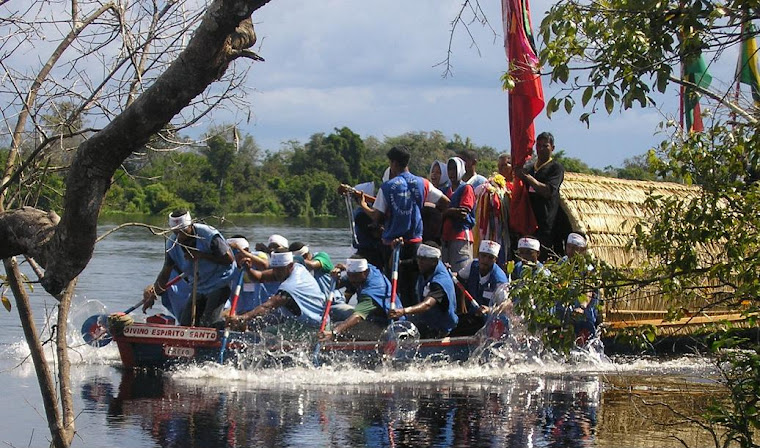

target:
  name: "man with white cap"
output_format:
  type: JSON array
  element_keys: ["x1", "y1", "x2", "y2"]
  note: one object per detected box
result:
[
  {"x1": 224, "y1": 236, "x2": 273, "y2": 314},
  {"x1": 556, "y1": 232, "x2": 600, "y2": 342},
  {"x1": 441, "y1": 156, "x2": 475, "y2": 272},
  {"x1": 143, "y1": 210, "x2": 235, "y2": 327},
  {"x1": 512, "y1": 236, "x2": 544, "y2": 281},
  {"x1": 230, "y1": 248, "x2": 325, "y2": 337},
  {"x1": 458, "y1": 240, "x2": 509, "y2": 313},
  {"x1": 318, "y1": 256, "x2": 393, "y2": 342},
  {"x1": 267, "y1": 234, "x2": 289, "y2": 252},
  {"x1": 360, "y1": 145, "x2": 450, "y2": 306},
  {"x1": 388, "y1": 242, "x2": 458, "y2": 338}
]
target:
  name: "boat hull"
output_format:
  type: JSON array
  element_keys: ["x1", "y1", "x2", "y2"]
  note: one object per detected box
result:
[{"x1": 112, "y1": 322, "x2": 487, "y2": 369}]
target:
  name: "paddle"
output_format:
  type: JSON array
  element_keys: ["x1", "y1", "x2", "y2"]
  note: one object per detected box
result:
[
  {"x1": 81, "y1": 273, "x2": 185, "y2": 347},
  {"x1": 312, "y1": 277, "x2": 337, "y2": 366},
  {"x1": 219, "y1": 266, "x2": 247, "y2": 364},
  {"x1": 446, "y1": 265, "x2": 482, "y2": 313},
  {"x1": 379, "y1": 243, "x2": 403, "y2": 357}
]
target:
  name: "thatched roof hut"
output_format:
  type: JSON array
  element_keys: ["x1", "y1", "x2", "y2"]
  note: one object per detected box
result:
[
  {"x1": 557, "y1": 172, "x2": 701, "y2": 268},
  {"x1": 554, "y1": 173, "x2": 740, "y2": 332}
]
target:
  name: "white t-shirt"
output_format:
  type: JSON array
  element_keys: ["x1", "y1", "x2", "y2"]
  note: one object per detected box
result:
[{"x1": 373, "y1": 178, "x2": 443, "y2": 213}]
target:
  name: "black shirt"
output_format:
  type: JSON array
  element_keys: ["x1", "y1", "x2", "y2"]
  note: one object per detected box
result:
[{"x1": 527, "y1": 160, "x2": 565, "y2": 242}]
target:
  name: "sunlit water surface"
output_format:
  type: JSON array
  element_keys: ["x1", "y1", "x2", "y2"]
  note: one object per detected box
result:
[{"x1": 0, "y1": 217, "x2": 724, "y2": 447}]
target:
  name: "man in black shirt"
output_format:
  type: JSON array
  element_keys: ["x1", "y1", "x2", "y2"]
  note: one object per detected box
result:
[{"x1": 515, "y1": 132, "x2": 565, "y2": 261}]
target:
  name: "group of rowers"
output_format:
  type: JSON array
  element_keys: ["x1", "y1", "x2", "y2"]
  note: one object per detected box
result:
[{"x1": 140, "y1": 142, "x2": 599, "y2": 343}]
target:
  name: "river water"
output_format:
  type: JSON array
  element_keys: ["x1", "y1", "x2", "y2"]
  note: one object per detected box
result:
[{"x1": 0, "y1": 217, "x2": 723, "y2": 447}]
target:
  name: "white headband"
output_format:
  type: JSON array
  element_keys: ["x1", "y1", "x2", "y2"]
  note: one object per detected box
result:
[
  {"x1": 417, "y1": 243, "x2": 442, "y2": 259},
  {"x1": 292, "y1": 245, "x2": 309, "y2": 257},
  {"x1": 268, "y1": 234, "x2": 289, "y2": 248},
  {"x1": 517, "y1": 237, "x2": 541, "y2": 252},
  {"x1": 270, "y1": 251, "x2": 293, "y2": 267},
  {"x1": 479, "y1": 240, "x2": 501, "y2": 257},
  {"x1": 346, "y1": 258, "x2": 369, "y2": 273},
  {"x1": 567, "y1": 233, "x2": 587, "y2": 247},
  {"x1": 168, "y1": 211, "x2": 191, "y2": 230},
  {"x1": 227, "y1": 237, "x2": 250, "y2": 250}
]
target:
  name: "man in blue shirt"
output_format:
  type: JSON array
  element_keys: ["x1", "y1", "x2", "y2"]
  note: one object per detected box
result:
[{"x1": 142, "y1": 210, "x2": 235, "y2": 327}]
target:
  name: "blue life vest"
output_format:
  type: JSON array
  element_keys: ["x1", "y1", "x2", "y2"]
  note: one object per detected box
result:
[
  {"x1": 357, "y1": 264, "x2": 392, "y2": 314},
  {"x1": 448, "y1": 183, "x2": 476, "y2": 233},
  {"x1": 411, "y1": 261, "x2": 458, "y2": 333},
  {"x1": 160, "y1": 270, "x2": 190, "y2": 320},
  {"x1": 276, "y1": 264, "x2": 326, "y2": 327},
  {"x1": 380, "y1": 172, "x2": 426, "y2": 243},
  {"x1": 465, "y1": 260, "x2": 509, "y2": 312},
  {"x1": 165, "y1": 224, "x2": 234, "y2": 294}
]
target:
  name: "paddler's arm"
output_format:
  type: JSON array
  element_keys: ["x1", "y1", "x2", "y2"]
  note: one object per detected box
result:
[
  {"x1": 236, "y1": 249, "x2": 269, "y2": 270},
  {"x1": 234, "y1": 293, "x2": 288, "y2": 321},
  {"x1": 388, "y1": 297, "x2": 437, "y2": 319},
  {"x1": 319, "y1": 313, "x2": 362, "y2": 342},
  {"x1": 239, "y1": 266, "x2": 279, "y2": 283},
  {"x1": 143, "y1": 256, "x2": 176, "y2": 312}
]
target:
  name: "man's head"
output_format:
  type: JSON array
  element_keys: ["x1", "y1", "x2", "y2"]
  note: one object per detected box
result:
[
  {"x1": 497, "y1": 153, "x2": 513, "y2": 181},
  {"x1": 387, "y1": 145, "x2": 411, "y2": 177},
  {"x1": 565, "y1": 232, "x2": 588, "y2": 258},
  {"x1": 477, "y1": 240, "x2": 501, "y2": 275},
  {"x1": 168, "y1": 210, "x2": 193, "y2": 242},
  {"x1": 536, "y1": 132, "x2": 555, "y2": 162},
  {"x1": 416, "y1": 241, "x2": 442, "y2": 275},
  {"x1": 516, "y1": 237, "x2": 541, "y2": 263},
  {"x1": 289, "y1": 241, "x2": 311, "y2": 260},
  {"x1": 228, "y1": 235, "x2": 250, "y2": 253},
  {"x1": 346, "y1": 257, "x2": 370, "y2": 288},
  {"x1": 269, "y1": 248, "x2": 295, "y2": 281},
  {"x1": 457, "y1": 149, "x2": 478, "y2": 174},
  {"x1": 268, "y1": 234, "x2": 289, "y2": 252}
]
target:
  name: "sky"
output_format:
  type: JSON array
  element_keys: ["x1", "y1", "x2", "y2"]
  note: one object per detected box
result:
[{"x1": 208, "y1": 0, "x2": 675, "y2": 169}]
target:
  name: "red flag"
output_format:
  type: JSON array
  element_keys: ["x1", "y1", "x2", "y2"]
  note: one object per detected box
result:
[{"x1": 502, "y1": 0, "x2": 543, "y2": 235}]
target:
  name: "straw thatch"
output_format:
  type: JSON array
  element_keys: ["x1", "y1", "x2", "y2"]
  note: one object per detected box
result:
[
  {"x1": 556, "y1": 173, "x2": 735, "y2": 328},
  {"x1": 559, "y1": 172, "x2": 702, "y2": 268}
]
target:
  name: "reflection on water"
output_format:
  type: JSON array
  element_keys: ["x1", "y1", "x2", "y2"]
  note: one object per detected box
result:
[{"x1": 75, "y1": 366, "x2": 719, "y2": 448}]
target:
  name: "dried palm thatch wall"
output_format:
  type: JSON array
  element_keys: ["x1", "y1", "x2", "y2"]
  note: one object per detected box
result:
[{"x1": 557, "y1": 173, "x2": 730, "y2": 327}]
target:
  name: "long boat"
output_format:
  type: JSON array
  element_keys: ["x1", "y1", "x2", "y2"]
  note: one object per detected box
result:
[{"x1": 111, "y1": 320, "x2": 496, "y2": 369}]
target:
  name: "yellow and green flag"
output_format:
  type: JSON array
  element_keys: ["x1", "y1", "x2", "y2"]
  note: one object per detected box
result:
[{"x1": 737, "y1": 21, "x2": 760, "y2": 104}]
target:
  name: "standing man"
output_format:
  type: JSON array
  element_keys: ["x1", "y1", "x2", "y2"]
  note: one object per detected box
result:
[
  {"x1": 515, "y1": 132, "x2": 565, "y2": 261},
  {"x1": 441, "y1": 156, "x2": 475, "y2": 272},
  {"x1": 143, "y1": 210, "x2": 235, "y2": 327},
  {"x1": 458, "y1": 149, "x2": 488, "y2": 189},
  {"x1": 360, "y1": 145, "x2": 450, "y2": 306},
  {"x1": 388, "y1": 242, "x2": 458, "y2": 339}
]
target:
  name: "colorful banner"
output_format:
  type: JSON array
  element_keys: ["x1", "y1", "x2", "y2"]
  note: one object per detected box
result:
[{"x1": 502, "y1": 0, "x2": 543, "y2": 235}]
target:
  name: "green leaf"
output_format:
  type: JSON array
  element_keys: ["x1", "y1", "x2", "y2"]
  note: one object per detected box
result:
[
  {"x1": 1, "y1": 296, "x2": 10, "y2": 312},
  {"x1": 604, "y1": 91, "x2": 614, "y2": 114},
  {"x1": 564, "y1": 97, "x2": 573, "y2": 114},
  {"x1": 582, "y1": 86, "x2": 593, "y2": 106}
]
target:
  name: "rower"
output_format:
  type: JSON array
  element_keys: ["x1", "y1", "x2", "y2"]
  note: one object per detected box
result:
[
  {"x1": 289, "y1": 241, "x2": 335, "y2": 296},
  {"x1": 142, "y1": 210, "x2": 235, "y2": 327},
  {"x1": 227, "y1": 249, "x2": 325, "y2": 340},
  {"x1": 450, "y1": 240, "x2": 509, "y2": 336},
  {"x1": 225, "y1": 236, "x2": 270, "y2": 314},
  {"x1": 555, "y1": 232, "x2": 600, "y2": 343},
  {"x1": 318, "y1": 257, "x2": 392, "y2": 342},
  {"x1": 388, "y1": 241, "x2": 458, "y2": 339}
]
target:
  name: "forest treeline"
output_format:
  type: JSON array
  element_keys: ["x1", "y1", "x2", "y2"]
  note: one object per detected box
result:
[{"x1": 1, "y1": 126, "x2": 659, "y2": 218}]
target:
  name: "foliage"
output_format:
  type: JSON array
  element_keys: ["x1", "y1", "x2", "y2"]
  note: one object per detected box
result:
[{"x1": 535, "y1": 0, "x2": 760, "y2": 444}]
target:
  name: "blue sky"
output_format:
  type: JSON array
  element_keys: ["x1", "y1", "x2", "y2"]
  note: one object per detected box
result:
[{"x1": 209, "y1": 0, "x2": 677, "y2": 169}]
